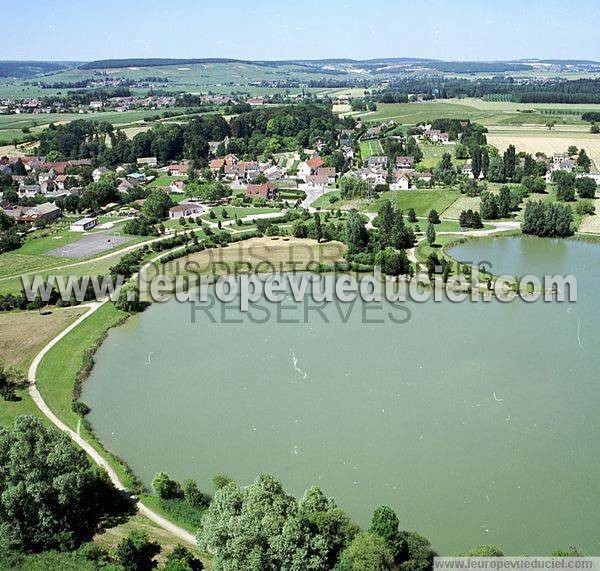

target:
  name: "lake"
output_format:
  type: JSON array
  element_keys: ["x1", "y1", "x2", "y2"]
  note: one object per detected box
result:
[{"x1": 82, "y1": 236, "x2": 600, "y2": 555}]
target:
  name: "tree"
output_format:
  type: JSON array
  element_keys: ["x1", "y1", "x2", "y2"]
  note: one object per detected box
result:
[
  {"x1": 497, "y1": 186, "x2": 512, "y2": 218},
  {"x1": 567, "y1": 145, "x2": 578, "y2": 156},
  {"x1": 433, "y1": 153, "x2": 456, "y2": 185},
  {"x1": 198, "y1": 474, "x2": 356, "y2": 570},
  {"x1": 0, "y1": 366, "x2": 18, "y2": 401},
  {"x1": 164, "y1": 544, "x2": 203, "y2": 571},
  {"x1": 465, "y1": 545, "x2": 504, "y2": 557},
  {"x1": 336, "y1": 533, "x2": 394, "y2": 571},
  {"x1": 345, "y1": 210, "x2": 369, "y2": 254},
  {"x1": 427, "y1": 209, "x2": 440, "y2": 224},
  {"x1": 115, "y1": 283, "x2": 148, "y2": 313},
  {"x1": 503, "y1": 145, "x2": 517, "y2": 181},
  {"x1": 426, "y1": 223, "x2": 436, "y2": 245},
  {"x1": 479, "y1": 192, "x2": 499, "y2": 220},
  {"x1": 152, "y1": 472, "x2": 181, "y2": 500},
  {"x1": 405, "y1": 137, "x2": 423, "y2": 162},
  {"x1": 522, "y1": 200, "x2": 573, "y2": 237},
  {"x1": 114, "y1": 530, "x2": 160, "y2": 571},
  {"x1": 575, "y1": 176, "x2": 596, "y2": 199},
  {"x1": 212, "y1": 473, "x2": 234, "y2": 491},
  {"x1": 553, "y1": 171, "x2": 576, "y2": 201},
  {"x1": 577, "y1": 148, "x2": 591, "y2": 171},
  {"x1": 401, "y1": 530, "x2": 435, "y2": 570},
  {"x1": 591, "y1": 123, "x2": 600, "y2": 134},
  {"x1": 486, "y1": 155, "x2": 505, "y2": 183},
  {"x1": 182, "y1": 479, "x2": 210, "y2": 510},
  {"x1": 375, "y1": 248, "x2": 410, "y2": 276},
  {"x1": 0, "y1": 416, "x2": 122, "y2": 552},
  {"x1": 141, "y1": 189, "x2": 174, "y2": 221},
  {"x1": 369, "y1": 506, "x2": 405, "y2": 564},
  {"x1": 314, "y1": 212, "x2": 323, "y2": 242},
  {"x1": 407, "y1": 208, "x2": 417, "y2": 223}
]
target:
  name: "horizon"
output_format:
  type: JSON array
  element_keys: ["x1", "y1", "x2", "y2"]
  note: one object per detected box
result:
[{"x1": 6, "y1": 0, "x2": 600, "y2": 62}]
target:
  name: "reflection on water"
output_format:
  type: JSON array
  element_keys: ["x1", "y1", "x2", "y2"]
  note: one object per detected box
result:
[{"x1": 83, "y1": 237, "x2": 600, "y2": 555}]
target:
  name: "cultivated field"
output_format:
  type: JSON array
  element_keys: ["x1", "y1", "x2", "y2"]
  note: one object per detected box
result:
[
  {"x1": 579, "y1": 199, "x2": 600, "y2": 234},
  {"x1": 487, "y1": 128, "x2": 600, "y2": 170},
  {"x1": 160, "y1": 236, "x2": 345, "y2": 276},
  {"x1": 0, "y1": 306, "x2": 87, "y2": 370}
]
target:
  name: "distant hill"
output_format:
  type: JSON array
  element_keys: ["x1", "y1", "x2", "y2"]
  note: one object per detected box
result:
[
  {"x1": 0, "y1": 61, "x2": 77, "y2": 78},
  {"x1": 78, "y1": 57, "x2": 537, "y2": 74}
]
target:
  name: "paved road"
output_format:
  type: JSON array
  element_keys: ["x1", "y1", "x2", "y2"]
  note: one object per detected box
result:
[
  {"x1": 300, "y1": 187, "x2": 338, "y2": 211},
  {"x1": 48, "y1": 231, "x2": 131, "y2": 259},
  {"x1": 27, "y1": 248, "x2": 199, "y2": 547}
]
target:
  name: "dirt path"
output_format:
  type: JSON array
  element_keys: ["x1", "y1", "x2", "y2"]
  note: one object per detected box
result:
[{"x1": 27, "y1": 249, "x2": 199, "y2": 547}]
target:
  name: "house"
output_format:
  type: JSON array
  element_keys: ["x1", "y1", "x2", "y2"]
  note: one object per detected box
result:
[
  {"x1": 367, "y1": 156, "x2": 388, "y2": 169},
  {"x1": 168, "y1": 203, "x2": 202, "y2": 219},
  {"x1": 92, "y1": 166, "x2": 110, "y2": 182},
  {"x1": 245, "y1": 183, "x2": 277, "y2": 200},
  {"x1": 462, "y1": 160, "x2": 473, "y2": 178},
  {"x1": 391, "y1": 171, "x2": 410, "y2": 190},
  {"x1": 8, "y1": 202, "x2": 63, "y2": 224},
  {"x1": 411, "y1": 172, "x2": 433, "y2": 183},
  {"x1": 264, "y1": 165, "x2": 285, "y2": 181},
  {"x1": 316, "y1": 167, "x2": 336, "y2": 184},
  {"x1": 169, "y1": 180, "x2": 186, "y2": 194},
  {"x1": 70, "y1": 217, "x2": 98, "y2": 232},
  {"x1": 366, "y1": 126, "x2": 381, "y2": 138},
  {"x1": 167, "y1": 164, "x2": 189, "y2": 176},
  {"x1": 117, "y1": 179, "x2": 134, "y2": 194},
  {"x1": 304, "y1": 174, "x2": 330, "y2": 190},
  {"x1": 137, "y1": 157, "x2": 158, "y2": 168},
  {"x1": 396, "y1": 156, "x2": 414, "y2": 169},
  {"x1": 577, "y1": 171, "x2": 600, "y2": 184},
  {"x1": 126, "y1": 172, "x2": 146, "y2": 184},
  {"x1": 423, "y1": 130, "x2": 450, "y2": 143},
  {"x1": 18, "y1": 183, "x2": 42, "y2": 197},
  {"x1": 298, "y1": 157, "x2": 325, "y2": 181}
]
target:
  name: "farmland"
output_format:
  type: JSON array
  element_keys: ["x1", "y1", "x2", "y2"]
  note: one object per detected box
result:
[
  {"x1": 357, "y1": 98, "x2": 600, "y2": 127},
  {"x1": 487, "y1": 126, "x2": 600, "y2": 170}
]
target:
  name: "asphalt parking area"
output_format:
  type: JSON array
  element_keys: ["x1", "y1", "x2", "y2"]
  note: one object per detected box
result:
[{"x1": 48, "y1": 231, "x2": 131, "y2": 259}]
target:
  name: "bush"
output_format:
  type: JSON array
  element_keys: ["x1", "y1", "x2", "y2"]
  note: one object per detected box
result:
[
  {"x1": 152, "y1": 472, "x2": 181, "y2": 500},
  {"x1": 71, "y1": 400, "x2": 91, "y2": 416},
  {"x1": 114, "y1": 531, "x2": 160, "y2": 570}
]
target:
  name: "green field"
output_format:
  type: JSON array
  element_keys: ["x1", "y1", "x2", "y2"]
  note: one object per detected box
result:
[
  {"x1": 360, "y1": 139, "x2": 384, "y2": 160},
  {"x1": 202, "y1": 205, "x2": 281, "y2": 222},
  {"x1": 359, "y1": 98, "x2": 596, "y2": 127}
]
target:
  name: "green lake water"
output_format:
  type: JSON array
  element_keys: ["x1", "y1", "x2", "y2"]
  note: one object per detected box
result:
[{"x1": 83, "y1": 236, "x2": 600, "y2": 555}]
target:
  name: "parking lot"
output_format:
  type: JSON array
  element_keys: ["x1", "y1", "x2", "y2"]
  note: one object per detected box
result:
[{"x1": 48, "y1": 231, "x2": 131, "y2": 259}]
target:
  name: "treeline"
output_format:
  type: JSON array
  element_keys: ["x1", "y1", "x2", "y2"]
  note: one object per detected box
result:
[
  {"x1": 37, "y1": 104, "x2": 340, "y2": 165},
  {"x1": 378, "y1": 77, "x2": 600, "y2": 104},
  {"x1": 38, "y1": 114, "x2": 230, "y2": 165}
]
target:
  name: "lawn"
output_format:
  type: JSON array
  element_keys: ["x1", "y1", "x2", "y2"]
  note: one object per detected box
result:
[
  {"x1": 202, "y1": 205, "x2": 281, "y2": 222},
  {"x1": 419, "y1": 142, "x2": 464, "y2": 170},
  {"x1": 360, "y1": 139, "x2": 384, "y2": 160},
  {"x1": 414, "y1": 234, "x2": 463, "y2": 262},
  {"x1": 147, "y1": 174, "x2": 186, "y2": 188},
  {"x1": 391, "y1": 190, "x2": 460, "y2": 217}
]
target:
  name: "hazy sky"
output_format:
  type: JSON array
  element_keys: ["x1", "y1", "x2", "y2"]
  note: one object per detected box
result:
[{"x1": 6, "y1": 0, "x2": 600, "y2": 62}]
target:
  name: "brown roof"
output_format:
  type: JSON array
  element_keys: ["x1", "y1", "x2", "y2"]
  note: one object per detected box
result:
[
  {"x1": 245, "y1": 183, "x2": 276, "y2": 199},
  {"x1": 316, "y1": 167, "x2": 336, "y2": 177},
  {"x1": 170, "y1": 203, "x2": 199, "y2": 213},
  {"x1": 306, "y1": 157, "x2": 324, "y2": 170}
]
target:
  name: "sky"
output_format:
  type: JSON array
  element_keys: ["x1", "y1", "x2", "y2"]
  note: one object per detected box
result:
[{"x1": 5, "y1": 0, "x2": 600, "y2": 62}]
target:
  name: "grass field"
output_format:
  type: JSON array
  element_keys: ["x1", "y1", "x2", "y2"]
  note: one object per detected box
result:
[
  {"x1": 390, "y1": 190, "x2": 459, "y2": 217},
  {"x1": 360, "y1": 139, "x2": 384, "y2": 160},
  {"x1": 442, "y1": 196, "x2": 482, "y2": 219},
  {"x1": 202, "y1": 206, "x2": 281, "y2": 222}
]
